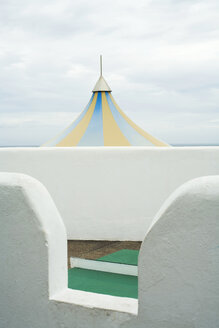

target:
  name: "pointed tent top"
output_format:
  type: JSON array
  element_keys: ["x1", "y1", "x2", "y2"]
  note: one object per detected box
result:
[
  {"x1": 92, "y1": 55, "x2": 112, "y2": 92},
  {"x1": 92, "y1": 75, "x2": 112, "y2": 92}
]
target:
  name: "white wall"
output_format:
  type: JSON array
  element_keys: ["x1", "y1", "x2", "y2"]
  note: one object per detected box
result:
[
  {"x1": 0, "y1": 173, "x2": 135, "y2": 328},
  {"x1": 126, "y1": 176, "x2": 219, "y2": 328},
  {"x1": 0, "y1": 173, "x2": 218, "y2": 327},
  {"x1": 0, "y1": 147, "x2": 219, "y2": 240}
]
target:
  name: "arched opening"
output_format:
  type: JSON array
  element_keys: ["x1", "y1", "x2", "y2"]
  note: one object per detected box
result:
[{"x1": 67, "y1": 241, "x2": 141, "y2": 300}]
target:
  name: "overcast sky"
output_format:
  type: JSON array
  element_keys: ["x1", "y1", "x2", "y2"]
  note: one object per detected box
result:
[{"x1": 0, "y1": 0, "x2": 219, "y2": 146}]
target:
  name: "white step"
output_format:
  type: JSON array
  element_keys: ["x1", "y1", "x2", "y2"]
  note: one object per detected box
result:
[{"x1": 70, "y1": 257, "x2": 138, "y2": 276}]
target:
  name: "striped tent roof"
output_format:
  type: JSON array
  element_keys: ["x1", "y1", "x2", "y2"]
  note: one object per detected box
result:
[{"x1": 43, "y1": 58, "x2": 169, "y2": 147}]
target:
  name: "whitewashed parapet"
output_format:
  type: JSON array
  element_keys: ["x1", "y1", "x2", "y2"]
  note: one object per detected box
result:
[
  {"x1": 0, "y1": 173, "x2": 135, "y2": 328},
  {"x1": 0, "y1": 147, "x2": 219, "y2": 240},
  {"x1": 0, "y1": 173, "x2": 218, "y2": 327},
  {"x1": 126, "y1": 176, "x2": 219, "y2": 328}
]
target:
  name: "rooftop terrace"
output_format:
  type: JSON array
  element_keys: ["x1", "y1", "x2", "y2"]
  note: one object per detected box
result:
[{"x1": 0, "y1": 147, "x2": 219, "y2": 327}]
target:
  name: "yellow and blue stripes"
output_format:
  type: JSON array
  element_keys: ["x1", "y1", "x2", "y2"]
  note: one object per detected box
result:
[
  {"x1": 78, "y1": 92, "x2": 104, "y2": 146},
  {"x1": 43, "y1": 91, "x2": 169, "y2": 147}
]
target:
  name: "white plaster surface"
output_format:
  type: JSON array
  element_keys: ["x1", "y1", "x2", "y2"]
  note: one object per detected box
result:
[
  {"x1": 0, "y1": 173, "x2": 218, "y2": 327},
  {"x1": 0, "y1": 147, "x2": 219, "y2": 240},
  {"x1": 0, "y1": 173, "x2": 135, "y2": 328},
  {"x1": 125, "y1": 176, "x2": 219, "y2": 328}
]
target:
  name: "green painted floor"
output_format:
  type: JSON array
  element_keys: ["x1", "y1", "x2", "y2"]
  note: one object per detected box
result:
[
  {"x1": 98, "y1": 249, "x2": 139, "y2": 265},
  {"x1": 68, "y1": 249, "x2": 139, "y2": 299}
]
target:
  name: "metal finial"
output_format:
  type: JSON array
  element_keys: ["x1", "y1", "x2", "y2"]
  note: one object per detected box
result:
[
  {"x1": 92, "y1": 55, "x2": 111, "y2": 92},
  {"x1": 100, "y1": 55, "x2": 102, "y2": 76}
]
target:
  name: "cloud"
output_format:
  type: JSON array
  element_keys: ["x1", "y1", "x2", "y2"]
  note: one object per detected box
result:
[
  {"x1": 0, "y1": 112, "x2": 79, "y2": 146},
  {"x1": 0, "y1": 0, "x2": 219, "y2": 145},
  {"x1": 0, "y1": 112, "x2": 76, "y2": 128}
]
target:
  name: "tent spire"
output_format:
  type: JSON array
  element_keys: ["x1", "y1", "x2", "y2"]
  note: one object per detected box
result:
[
  {"x1": 100, "y1": 55, "x2": 102, "y2": 76},
  {"x1": 92, "y1": 55, "x2": 111, "y2": 92},
  {"x1": 42, "y1": 56, "x2": 169, "y2": 147}
]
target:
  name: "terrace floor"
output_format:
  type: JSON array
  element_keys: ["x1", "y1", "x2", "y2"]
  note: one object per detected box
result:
[{"x1": 68, "y1": 240, "x2": 141, "y2": 267}]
